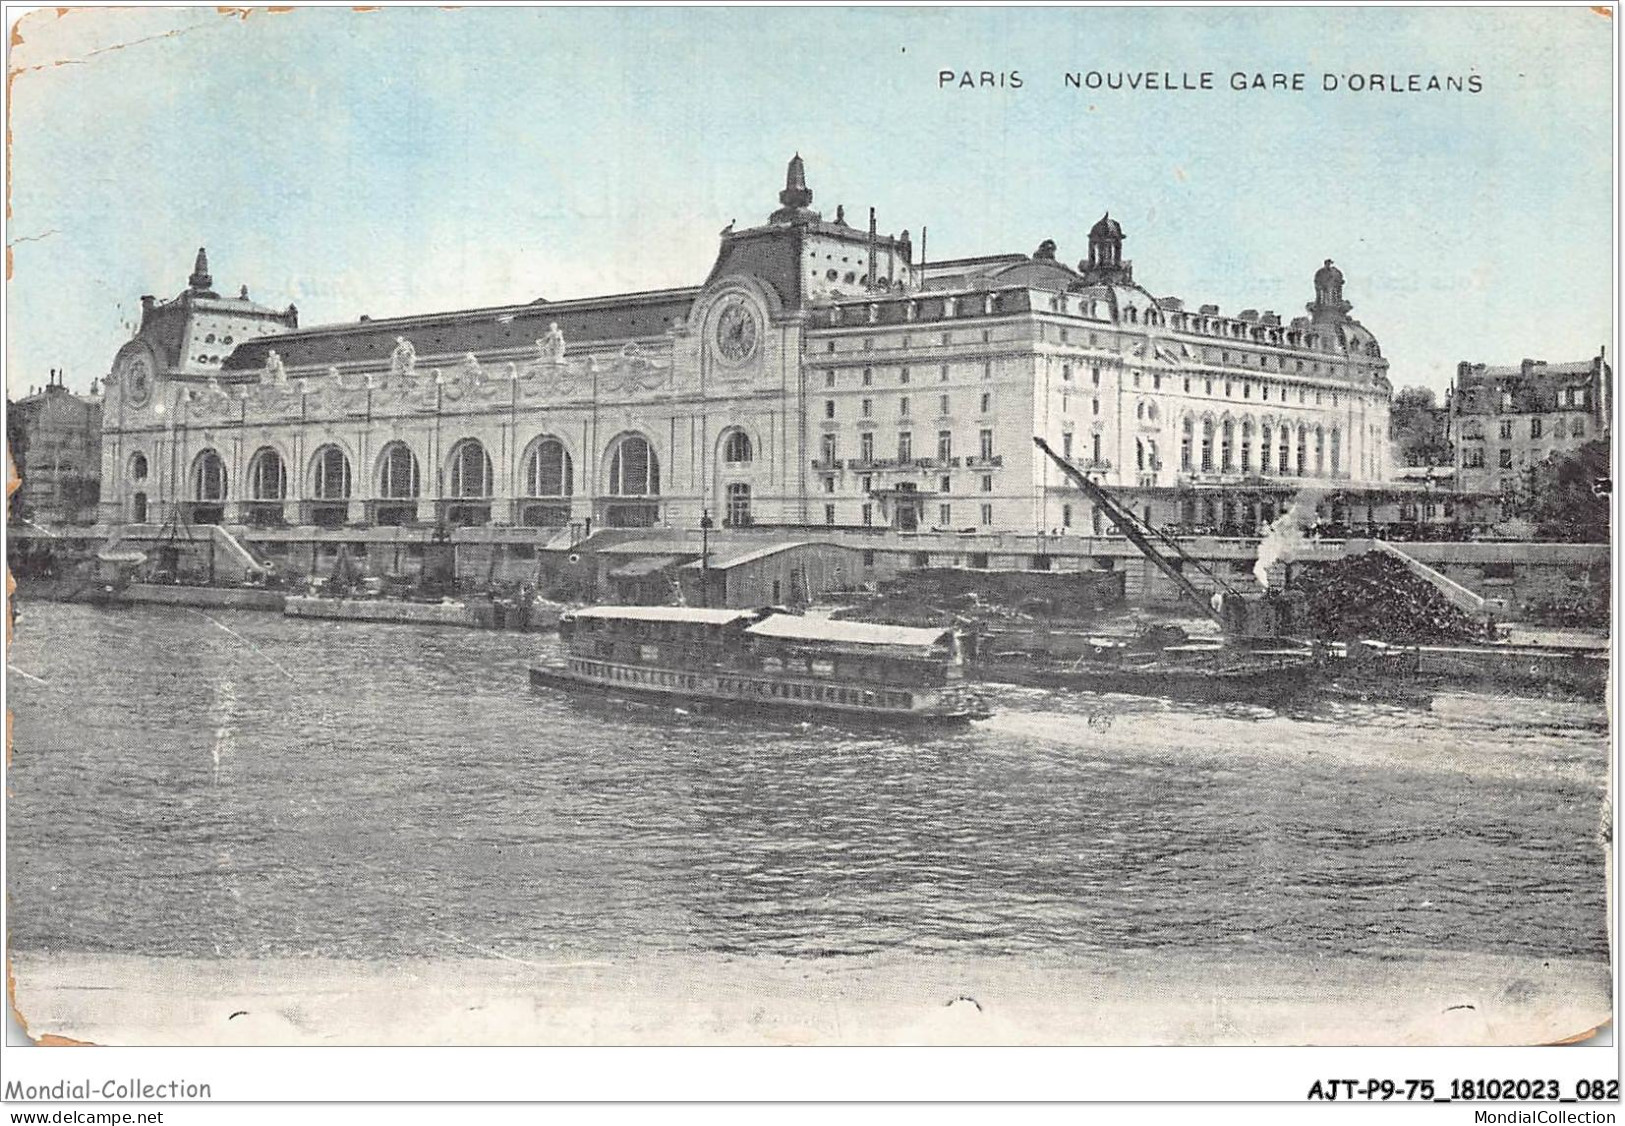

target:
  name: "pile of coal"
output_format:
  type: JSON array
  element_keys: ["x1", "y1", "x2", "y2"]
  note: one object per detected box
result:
[{"x1": 1291, "y1": 553, "x2": 1485, "y2": 643}]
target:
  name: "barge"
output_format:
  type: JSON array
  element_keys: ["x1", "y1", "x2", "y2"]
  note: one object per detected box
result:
[
  {"x1": 530, "y1": 605, "x2": 991, "y2": 722},
  {"x1": 976, "y1": 636, "x2": 1323, "y2": 703}
]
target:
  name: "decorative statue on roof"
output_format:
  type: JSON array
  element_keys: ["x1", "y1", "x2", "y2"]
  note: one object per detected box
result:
[
  {"x1": 264, "y1": 350, "x2": 288, "y2": 387},
  {"x1": 390, "y1": 336, "x2": 417, "y2": 381},
  {"x1": 539, "y1": 322, "x2": 567, "y2": 365}
]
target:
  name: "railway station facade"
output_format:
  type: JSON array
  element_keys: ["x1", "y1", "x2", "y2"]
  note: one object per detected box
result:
[{"x1": 100, "y1": 156, "x2": 1395, "y2": 541}]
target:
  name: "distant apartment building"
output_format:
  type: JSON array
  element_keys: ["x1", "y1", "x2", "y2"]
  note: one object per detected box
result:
[
  {"x1": 8, "y1": 369, "x2": 105, "y2": 525},
  {"x1": 1450, "y1": 351, "x2": 1612, "y2": 497}
]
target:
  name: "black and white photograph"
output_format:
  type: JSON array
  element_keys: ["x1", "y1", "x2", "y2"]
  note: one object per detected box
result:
[{"x1": 1, "y1": 1, "x2": 1617, "y2": 1110}]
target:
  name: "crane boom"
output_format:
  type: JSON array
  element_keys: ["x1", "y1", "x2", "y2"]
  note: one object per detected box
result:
[{"x1": 1033, "y1": 436, "x2": 1240, "y2": 620}]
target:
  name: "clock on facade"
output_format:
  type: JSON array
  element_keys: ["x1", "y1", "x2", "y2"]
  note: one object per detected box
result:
[
  {"x1": 714, "y1": 300, "x2": 759, "y2": 364},
  {"x1": 122, "y1": 352, "x2": 154, "y2": 407}
]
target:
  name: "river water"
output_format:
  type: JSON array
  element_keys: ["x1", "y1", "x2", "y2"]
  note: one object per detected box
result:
[{"x1": 6, "y1": 601, "x2": 1611, "y2": 965}]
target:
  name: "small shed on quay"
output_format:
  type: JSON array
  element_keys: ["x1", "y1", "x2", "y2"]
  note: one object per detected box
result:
[
  {"x1": 679, "y1": 541, "x2": 865, "y2": 608},
  {"x1": 595, "y1": 540, "x2": 700, "y2": 604}
]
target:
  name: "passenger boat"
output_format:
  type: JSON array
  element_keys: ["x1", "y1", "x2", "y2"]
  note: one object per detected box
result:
[{"x1": 529, "y1": 605, "x2": 992, "y2": 722}]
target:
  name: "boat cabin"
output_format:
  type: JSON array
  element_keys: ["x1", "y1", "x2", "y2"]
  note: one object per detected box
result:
[{"x1": 560, "y1": 605, "x2": 965, "y2": 689}]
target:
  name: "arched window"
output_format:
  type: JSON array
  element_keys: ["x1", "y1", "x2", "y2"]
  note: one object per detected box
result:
[
  {"x1": 727, "y1": 482, "x2": 752, "y2": 527},
  {"x1": 608, "y1": 435, "x2": 660, "y2": 496},
  {"x1": 378, "y1": 442, "x2": 420, "y2": 499},
  {"x1": 1296, "y1": 425, "x2": 1309, "y2": 476},
  {"x1": 525, "y1": 438, "x2": 572, "y2": 497},
  {"x1": 1259, "y1": 425, "x2": 1271, "y2": 473},
  {"x1": 1220, "y1": 419, "x2": 1234, "y2": 472},
  {"x1": 1314, "y1": 426, "x2": 1325, "y2": 475},
  {"x1": 129, "y1": 453, "x2": 149, "y2": 482},
  {"x1": 1330, "y1": 427, "x2": 1342, "y2": 474},
  {"x1": 1200, "y1": 420, "x2": 1214, "y2": 472},
  {"x1": 448, "y1": 439, "x2": 493, "y2": 498},
  {"x1": 310, "y1": 445, "x2": 352, "y2": 500},
  {"x1": 1240, "y1": 421, "x2": 1254, "y2": 473},
  {"x1": 1135, "y1": 438, "x2": 1145, "y2": 471},
  {"x1": 722, "y1": 430, "x2": 753, "y2": 465},
  {"x1": 1180, "y1": 418, "x2": 1193, "y2": 471},
  {"x1": 1278, "y1": 426, "x2": 1290, "y2": 474},
  {"x1": 373, "y1": 441, "x2": 421, "y2": 527},
  {"x1": 248, "y1": 448, "x2": 287, "y2": 500},
  {"x1": 192, "y1": 450, "x2": 227, "y2": 501},
  {"x1": 603, "y1": 434, "x2": 661, "y2": 527}
]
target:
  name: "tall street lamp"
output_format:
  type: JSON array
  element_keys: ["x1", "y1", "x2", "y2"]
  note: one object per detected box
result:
[{"x1": 699, "y1": 508, "x2": 714, "y2": 607}]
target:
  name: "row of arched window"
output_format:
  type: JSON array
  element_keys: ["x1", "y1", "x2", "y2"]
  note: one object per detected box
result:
[
  {"x1": 1176, "y1": 417, "x2": 1343, "y2": 477},
  {"x1": 180, "y1": 435, "x2": 673, "y2": 503}
]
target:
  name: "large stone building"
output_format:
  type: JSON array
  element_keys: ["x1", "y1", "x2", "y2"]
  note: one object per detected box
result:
[
  {"x1": 1450, "y1": 352, "x2": 1612, "y2": 498},
  {"x1": 99, "y1": 157, "x2": 1392, "y2": 541},
  {"x1": 9, "y1": 369, "x2": 104, "y2": 526}
]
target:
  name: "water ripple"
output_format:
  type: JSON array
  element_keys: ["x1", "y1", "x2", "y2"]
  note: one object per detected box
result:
[{"x1": 6, "y1": 601, "x2": 1610, "y2": 963}]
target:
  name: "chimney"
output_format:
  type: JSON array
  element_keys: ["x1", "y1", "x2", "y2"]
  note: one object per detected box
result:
[{"x1": 867, "y1": 207, "x2": 878, "y2": 289}]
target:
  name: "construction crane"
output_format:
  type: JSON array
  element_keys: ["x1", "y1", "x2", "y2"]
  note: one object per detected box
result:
[
  {"x1": 1033, "y1": 436, "x2": 1306, "y2": 642},
  {"x1": 1033, "y1": 437, "x2": 1241, "y2": 616}
]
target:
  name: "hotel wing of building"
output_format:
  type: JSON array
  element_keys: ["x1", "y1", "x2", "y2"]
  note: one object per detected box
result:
[{"x1": 101, "y1": 157, "x2": 1392, "y2": 539}]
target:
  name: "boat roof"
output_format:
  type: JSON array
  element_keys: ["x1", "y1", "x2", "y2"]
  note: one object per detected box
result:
[
  {"x1": 745, "y1": 615, "x2": 952, "y2": 648},
  {"x1": 566, "y1": 605, "x2": 756, "y2": 625}
]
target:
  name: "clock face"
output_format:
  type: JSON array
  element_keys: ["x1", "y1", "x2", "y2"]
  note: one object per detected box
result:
[
  {"x1": 714, "y1": 301, "x2": 759, "y2": 364},
  {"x1": 124, "y1": 353, "x2": 153, "y2": 407}
]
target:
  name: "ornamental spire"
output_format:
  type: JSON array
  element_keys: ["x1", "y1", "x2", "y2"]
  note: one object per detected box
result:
[
  {"x1": 189, "y1": 247, "x2": 213, "y2": 292},
  {"x1": 779, "y1": 153, "x2": 812, "y2": 210}
]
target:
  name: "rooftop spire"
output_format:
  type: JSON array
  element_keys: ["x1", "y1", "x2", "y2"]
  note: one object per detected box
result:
[
  {"x1": 189, "y1": 247, "x2": 213, "y2": 292},
  {"x1": 778, "y1": 153, "x2": 812, "y2": 211}
]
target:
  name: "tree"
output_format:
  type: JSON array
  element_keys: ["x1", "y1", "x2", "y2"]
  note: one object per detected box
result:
[
  {"x1": 1527, "y1": 440, "x2": 1610, "y2": 542},
  {"x1": 1388, "y1": 386, "x2": 1453, "y2": 467}
]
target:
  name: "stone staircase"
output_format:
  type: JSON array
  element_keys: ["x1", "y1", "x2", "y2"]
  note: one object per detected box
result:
[{"x1": 1365, "y1": 538, "x2": 1500, "y2": 620}]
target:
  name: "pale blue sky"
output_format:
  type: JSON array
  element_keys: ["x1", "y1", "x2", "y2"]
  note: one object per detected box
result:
[{"x1": 6, "y1": 5, "x2": 1615, "y2": 397}]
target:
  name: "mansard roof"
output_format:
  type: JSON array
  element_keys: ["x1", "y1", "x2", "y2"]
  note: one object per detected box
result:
[
  {"x1": 220, "y1": 286, "x2": 698, "y2": 373},
  {"x1": 1471, "y1": 359, "x2": 1597, "y2": 380}
]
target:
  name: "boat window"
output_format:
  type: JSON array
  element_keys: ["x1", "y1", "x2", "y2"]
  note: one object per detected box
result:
[
  {"x1": 811, "y1": 659, "x2": 835, "y2": 677},
  {"x1": 762, "y1": 657, "x2": 783, "y2": 673},
  {"x1": 640, "y1": 644, "x2": 659, "y2": 662}
]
